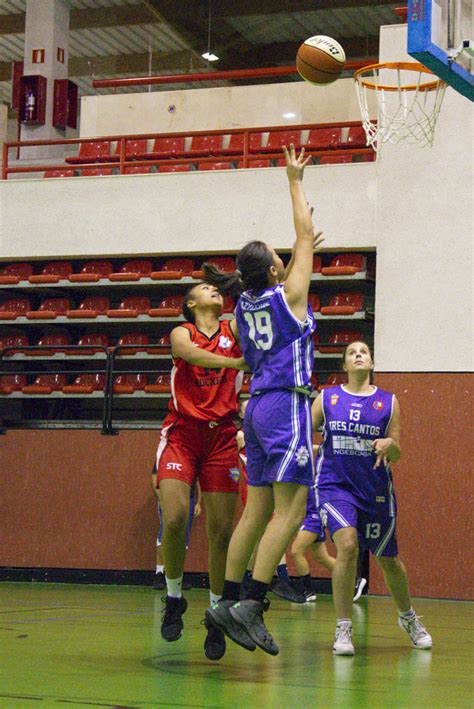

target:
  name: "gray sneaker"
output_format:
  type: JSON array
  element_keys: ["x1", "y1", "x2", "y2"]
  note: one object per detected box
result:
[
  {"x1": 205, "y1": 600, "x2": 256, "y2": 652},
  {"x1": 230, "y1": 599, "x2": 279, "y2": 656},
  {"x1": 398, "y1": 614, "x2": 433, "y2": 649}
]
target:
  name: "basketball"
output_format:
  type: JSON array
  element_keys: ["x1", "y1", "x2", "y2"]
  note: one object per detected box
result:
[{"x1": 296, "y1": 35, "x2": 346, "y2": 85}]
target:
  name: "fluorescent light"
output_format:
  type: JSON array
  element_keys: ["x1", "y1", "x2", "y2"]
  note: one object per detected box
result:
[
  {"x1": 282, "y1": 112, "x2": 296, "y2": 119},
  {"x1": 202, "y1": 52, "x2": 219, "y2": 61}
]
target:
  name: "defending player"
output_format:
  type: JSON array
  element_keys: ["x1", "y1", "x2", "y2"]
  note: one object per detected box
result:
[
  {"x1": 314, "y1": 340, "x2": 432, "y2": 655},
  {"x1": 205, "y1": 144, "x2": 324, "y2": 655},
  {"x1": 156, "y1": 282, "x2": 246, "y2": 661}
]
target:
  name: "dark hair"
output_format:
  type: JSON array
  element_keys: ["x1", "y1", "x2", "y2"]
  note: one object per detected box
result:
[
  {"x1": 341, "y1": 340, "x2": 373, "y2": 369},
  {"x1": 182, "y1": 284, "x2": 199, "y2": 322},
  {"x1": 202, "y1": 241, "x2": 274, "y2": 297}
]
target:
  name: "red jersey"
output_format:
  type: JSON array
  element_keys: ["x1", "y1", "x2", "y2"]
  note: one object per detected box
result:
[{"x1": 169, "y1": 320, "x2": 242, "y2": 421}]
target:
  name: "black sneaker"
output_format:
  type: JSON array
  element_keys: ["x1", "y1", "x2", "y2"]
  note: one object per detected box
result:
[
  {"x1": 271, "y1": 579, "x2": 307, "y2": 604},
  {"x1": 205, "y1": 600, "x2": 256, "y2": 652},
  {"x1": 203, "y1": 618, "x2": 227, "y2": 661},
  {"x1": 153, "y1": 572, "x2": 166, "y2": 590},
  {"x1": 230, "y1": 599, "x2": 279, "y2": 656},
  {"x1": 160, "y1": 596, "x2": 187, "y2": 641}
]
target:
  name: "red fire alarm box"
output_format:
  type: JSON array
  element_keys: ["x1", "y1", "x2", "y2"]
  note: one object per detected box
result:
[
  {"x1": 53, "y1": 79, "x2": 78, "y2": 129},
  {"x1": 19, "y1": 75, "x2": 47, "y2": 124}
]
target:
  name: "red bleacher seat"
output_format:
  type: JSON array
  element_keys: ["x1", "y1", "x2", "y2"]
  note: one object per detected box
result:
[
  {"x1": 67, "y1": 296, "x2": 110, "y2": 319},
  {"x1": 222, "y1": 296, "x2": 235, "y2": 314},
  {"x1": 29, "y1": 261, "x2": 73, "y2": 284},
  {"x1": 192, "y1": 257, "x2": 235, "y2": 280},
  {"x1": 357, "y1": 151, "x2": 376, "y2": 162},
  {"x1": 198, "y1": 162, "x2": 233, "y2": 170},
  {"x1": 319, "y1": 372, "x2": 347, "y2": 389},
  {"x1": 319, "y1": 330, "x2": 364, "y2": 354},
  {"x1": 150, "y1": 258, "x2": 194, "y2": 280},
  {"x1": 319, "y1": 154, "x2": 353, "y2": 165},
  {"x1": 236, "y1": 159, "x2": 272, "y2": 168},
  {"x1": 0, "y1": 333, "x2": 29, "y2": 355},
  {"x1": 26, "y1": 297, "x2": 71, "y2": 320},
  {"x1": 113, "y1": 373, "x2": 148, "y2": 394},
  {"x1": 0, "y1": 297, "x2": 31, "y2": 319},
  {"x1": 107, "y1": 296, "x2": 151, "y2": 318},
  {"x1": 313, "y1": 255, "x2": 322, "y2": 273},
  {"x1": 149, "y1": 295, "x2": 184, "y2": 318},
  {"x1": 247, "y1": 133, "x2": 266, "y2": 152},
  {"x1": 69, "y1": 261, "x2": 113, "y2": 283},
  {"x1": 144, "y1": 373, "x2": 171, "y2": 393},
  {"x1": 63, "y1": 373, "x2": 106, "y2": 394},
  {"x1": 111, "y1": 139, "x2": 148, "y2": 161},
  {"x1": 123, "y1": 166, "x2": 154, "y2": 175},
  {"x1": 321, "y1": 254, "x2": 364, "y2": 277},
  {"x1": 156, "y1": 333, "x2": 172, "y2": 354},
  {"x1": 313, "y1": 331, "x2": 320, "y2": 351},
  {"x1": 66, "y1": 140, "x2": 111, "y2": 164},
  {"x1": 22, "y1": 374, "x2": 67, "y2": 394},
  {"x1": 76, "y1": 333, "x2": 110, "y2": 355},
  {"x1": 30, "y1": 332, "x2": 71, "y2": 356},
  {"x1": 308, "y1": 293, "x2": 321, "y2": 312},
  {"x1": 320, "y1": 293, "x2": 364, "y2": 316},
  {"x1": 310, "y1": 373, "x2": 319, "y2": 391},
  {"x1": 148, "y1": 136, "x2": 186, "y2": 158},
  {"x1": 259, "y1": 130, "x2": 301, "y2": 153},
  {"x1": 159, "y1": 164, "x2": 192, "y2": 173},
  {"x1": 80, "y1": 168, "x2": 113, "y2": 177},
  {"x1": 109, "y1": 260, "x2": 153, "y2": 282},
  {"x1": 0, "y1": 374, "x2": 27, "y2": 394},
  {"x1": 340, "y1": 126, "x2": 367, "y2": 149},
  {"x1": 188, "y1": 134, "x2": 223, "y2": 156},
  {"x1": 306, "y1": 127, "x2": 341, "y2": 150},
  {"x1": 0, "y1": 263, "x2": 34, "y2": 284},
  {"x1": 116, "y1": 333, "x2": 152, "y2": 355},
  {"x1": 44, "y1": 169, "x2": 75, "y2": 178},
  {"x1": 222, "y1": 132, "x2": 265, "y2": 155}
]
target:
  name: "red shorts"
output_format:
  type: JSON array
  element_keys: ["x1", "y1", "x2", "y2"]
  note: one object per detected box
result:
[{"x1": 156, "y1": 412, "x2": 240, "y2": 493}]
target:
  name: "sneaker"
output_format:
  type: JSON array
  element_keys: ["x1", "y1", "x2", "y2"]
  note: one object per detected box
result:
[
  {"x1": 304, "y1": 590, "x2": 317, "y2": 602},
  {"x1": 160, "y1": 596, "x2": 187, "y2": 642},
  {"x1": 203, "y1": 618, "x2": 227, "y2": 661},
  {"x1": 353, "y1": 577, "x2": 367, "y2": 602},
  {"x1": 230, "y1": 599, "x2": 279, "y2": 656},
  {"x1": 271, "y1": 579, "x2": 307, "y2": 604},
  {"x1": 398, "y1": 614, "x2": 433, "y2": 649},
  {"x1": 205, "y1": 600, "x2": 256, "y2": 652},
  {"x1": 152, "y1": 571, "x2": 166, "y2": 590},
  {"x1": 333, "y1": 622, "x2": 355, "y2": 656}
]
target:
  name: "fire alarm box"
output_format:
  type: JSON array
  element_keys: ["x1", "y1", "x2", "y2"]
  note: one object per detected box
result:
[
  {"x1": 53, "y1": 79, "x2": 78, "y2": 130},
  {"x1": 19, "y1": 75, "x2": 47, "y2": 124}
]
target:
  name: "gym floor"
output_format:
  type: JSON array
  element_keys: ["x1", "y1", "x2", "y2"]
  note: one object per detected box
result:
[{"x1": 0, "y1": 583, "x2": 471, "y2": 708}]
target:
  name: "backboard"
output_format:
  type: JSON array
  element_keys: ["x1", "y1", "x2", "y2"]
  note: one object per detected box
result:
[{"x1": 407, "y1": 0, "x2": 473, "y2": 100}]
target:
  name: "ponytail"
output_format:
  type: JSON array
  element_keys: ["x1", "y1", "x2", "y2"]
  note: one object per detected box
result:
[
  {"x1": 203, "y1": 241, "x2": 274, "y2": 297},
  {"x1": 202, "y1": 262, "x2": 243, "y2": 298}
]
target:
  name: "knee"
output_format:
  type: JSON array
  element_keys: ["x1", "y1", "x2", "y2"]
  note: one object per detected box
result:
[
  {"x1": 207, "y1": 523, "x2": 233, "y2": 552},
  {"x1": 291, "y1": 536, "x2": 305, "y2": 557},
  {"x1": 337, "y1": 536, "x2": 358, "y2": 561},
  {"x1": 162, "y1": 508, "x2": 188, "y2": 536},
  {"x1": 377, "y1": 555, "x2": 402, "y2": 572}
]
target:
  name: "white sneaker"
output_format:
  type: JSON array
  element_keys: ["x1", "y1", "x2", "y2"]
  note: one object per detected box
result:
[
  {"x1": 398, "y1": 614, "x2": 433, "y2": 649},
  {"x1": 333, "y1": 622, "x2": 355, "y2": 655},
  {"x1": 353, "y1": 577, "x2": 367, "y2": 602},
  {"x1": 304, "y1": 591, "x2": 317, "y2": 602}
]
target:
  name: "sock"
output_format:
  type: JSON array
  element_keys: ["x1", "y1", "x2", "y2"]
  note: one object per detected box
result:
[
  {"x1": 276, "y1": 563, "x2": 290, "y2": 583},
  {"x1": 156, "y1": 565, "x2": 164, "y2": 575},
  {"x1": 210, "y1": 592, "x2": 222, "y2": 606},
  {"x1": 301, "y1": 573, "x2": 312, "y2": 592},
  {"x1": 165, "y1": 575, "x2": 183, "y2": 599},
  {"x1": 399, "y1": 607, "x2": 415, "y2": 619},
  {"x1": 243, "y1": 569, "x2": 252, "y2": 581},
  {"x1": 337, "y1": 618, "x2": 352, "y2": 626},
  {"x1": 222, "y1": 580, "x2": 241, "y2": 602},
  {"x1": 245, "y1": 579, "x2": 269, "y2": 602}
]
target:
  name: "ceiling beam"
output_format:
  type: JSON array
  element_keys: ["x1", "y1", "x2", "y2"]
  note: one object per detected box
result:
[{"x1": 212, "y1": 0, "x2": 398, "y2": 16}]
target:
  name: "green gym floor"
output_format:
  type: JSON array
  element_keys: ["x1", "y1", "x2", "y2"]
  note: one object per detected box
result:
[{"x1": 0, "y1": 583, "x2": 471, "y2": 709}]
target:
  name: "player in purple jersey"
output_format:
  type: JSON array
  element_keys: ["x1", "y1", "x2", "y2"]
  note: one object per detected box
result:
[
  {"x1": 205, "y1": 145, "x2": 324, "y2": 655},
  {"x1": 314, "y1": 341, "x2": 432, "y2": 655}
]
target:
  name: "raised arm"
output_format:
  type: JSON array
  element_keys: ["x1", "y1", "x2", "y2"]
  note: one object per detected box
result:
[
  {"x1": 283, "y1": 144, "x2": 324, "y2": 321},
  {"x1": 170, "y1": 326, "x2": 246, "y2": 370}
]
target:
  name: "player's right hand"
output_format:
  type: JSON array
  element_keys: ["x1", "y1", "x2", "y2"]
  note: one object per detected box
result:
[{"x1": 283, "y1": 144, "x2": 312, "y2": 181}]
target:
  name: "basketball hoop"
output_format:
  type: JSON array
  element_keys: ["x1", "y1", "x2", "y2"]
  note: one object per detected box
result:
[{"x1": 354, "y1": 62, "x2": 447, "y2": 150}]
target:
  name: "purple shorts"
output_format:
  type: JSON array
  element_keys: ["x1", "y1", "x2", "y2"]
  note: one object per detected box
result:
[
  {"x1": 244, "y1": 390, "x2": 314, "y2": 487},
  {"x1": 318, "y1": 497, "x2": 398, "y2": 557},
  {"x1": 299, "y1": 485, "x2": 324, "y2": 537}
]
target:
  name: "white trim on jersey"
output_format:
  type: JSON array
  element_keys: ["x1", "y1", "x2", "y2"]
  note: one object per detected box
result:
[
  {"x1": 324, "y1": 501, "x2": 352, "y2": 528},
  {"x1": 170, "y1": 365, "x2": 178, "y2": 411},
  {"x1": 305, "y1": 336, "x2": 312, "y2": 383},
  {"x1": 276, "y1": 391, "x2": 300, "y2": 482},
  {"x1": 374, "y1": 516, "x2": 396, "y2": 556},
  {"x1": 292, "y1": 340, "x2": 303, "y2": 387},
  {"x1": 242, "y1": 288, "x2": 275, "y2": 303},
  {"x1": 304, "y1": 396, "x2": 315, "y2": 482},
  {"x1": 155, "y1": 423, "x2": 173, "y2": 470},
  {"x1": 340, "y1": 384, "x2": 378, "y2": 397},
  {"x1": 314, "y1": 389, "x2": 326, "y2": 507},
  {"x1": 384, "y1": 393, "x2": 395, "y2": 436}
]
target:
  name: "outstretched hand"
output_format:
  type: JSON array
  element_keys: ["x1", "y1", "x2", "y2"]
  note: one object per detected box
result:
[{"x1": 283, "y1": 144, "x2": 312, "y2": 181}]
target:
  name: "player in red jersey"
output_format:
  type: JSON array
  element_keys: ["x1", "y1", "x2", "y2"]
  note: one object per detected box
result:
[{"x1": 156, "y1": 281, "x2": 246, "y2": 661}]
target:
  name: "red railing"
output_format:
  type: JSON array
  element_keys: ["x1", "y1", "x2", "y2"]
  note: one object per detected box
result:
[{"x1": 2, "y1": 122, "x2": 374, "y2": 180}]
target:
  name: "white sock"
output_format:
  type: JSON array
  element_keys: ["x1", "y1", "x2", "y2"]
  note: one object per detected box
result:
[
  {"x1": 166, "y1": 575, "x2": 183, "y2": 599},
  {"x1": 399, "y1": 607, "x2": 415, "y2": 619},
  {"x1": 155, "y1": 565, "x2": 164, "y2": 574},
  {"x1": 337, "y1": 618, "x2": 352, "y2": 626},
  {"x1": 210, "y1": 592, "x2": 222, "y2": 606}
]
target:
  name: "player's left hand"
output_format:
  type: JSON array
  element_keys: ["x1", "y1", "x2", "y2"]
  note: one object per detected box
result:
[
  {"x1": 194, "y1": 502, "x2": 202, "y2": 518},
  {"x1": 283, "y1": 144, "x2": 312, "y2": 181},
  {"x1": 372, "y1": 438, "x2": 393, "y2": 468}
]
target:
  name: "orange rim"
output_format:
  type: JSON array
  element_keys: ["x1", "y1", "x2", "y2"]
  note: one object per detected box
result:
[{"x1": 354, "y1": 61, "x2": 445, "y2": 92}]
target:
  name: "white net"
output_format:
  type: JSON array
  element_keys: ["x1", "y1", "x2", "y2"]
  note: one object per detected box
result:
[{"x1": 354, "y1": 62, "x2": 447, "y2": 151}]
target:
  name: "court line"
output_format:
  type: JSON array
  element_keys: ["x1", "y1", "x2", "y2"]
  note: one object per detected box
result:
[{"x1": 0, "y1": 694, "x2": 214, "y2": 708}]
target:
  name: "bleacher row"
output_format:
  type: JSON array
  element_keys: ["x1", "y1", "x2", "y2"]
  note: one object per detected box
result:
[{"x1": 43, "y1": 126, "x2": 375, "y2": 177}]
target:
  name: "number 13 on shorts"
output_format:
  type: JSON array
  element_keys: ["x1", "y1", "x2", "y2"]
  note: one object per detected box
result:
[{"x1": 365, "y1": 522, "x2": 381, "y2": 539}]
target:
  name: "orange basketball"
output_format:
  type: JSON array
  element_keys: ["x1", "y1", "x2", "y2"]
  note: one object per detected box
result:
[{"x1": 297, "y1": 35, "x2": 346, "y2": 85}]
